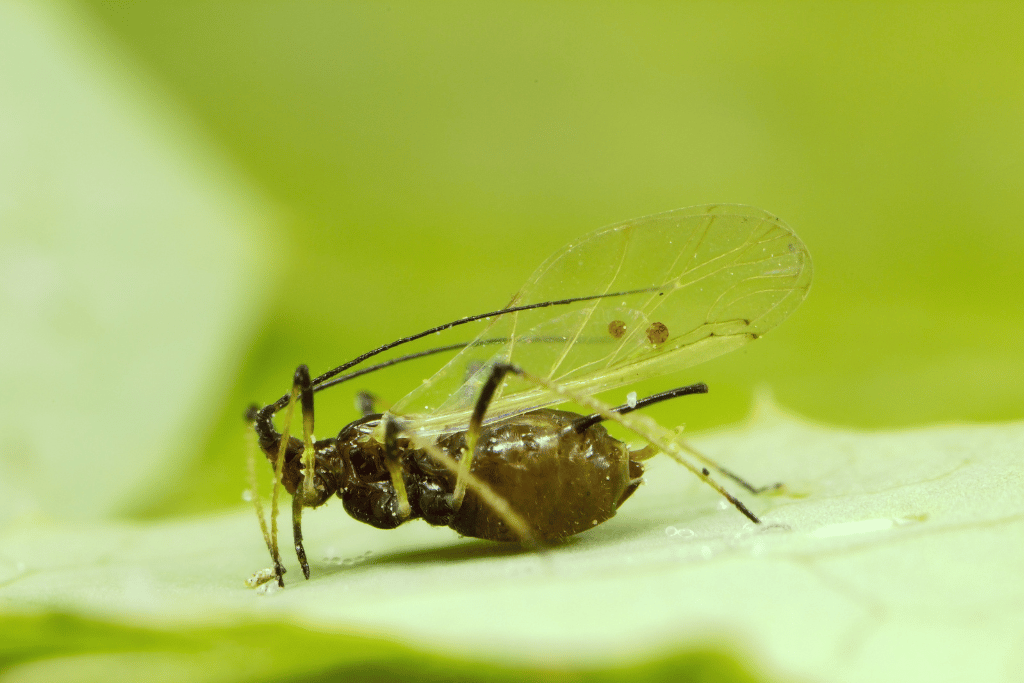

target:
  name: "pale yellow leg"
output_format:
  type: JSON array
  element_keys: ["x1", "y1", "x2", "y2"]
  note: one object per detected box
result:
[
  {"x1": 267, "y1": 383, "x2": 299, "y2": 586},
  {"x1": 450, "y1": 431, "x2": 478, "y2": 510},
  {"x1": 416, "y1": 437, "x2": 538, "y2": 548},
  {"x1": 382, "y1": 415, "x2": 412, "y2": 519},
  {"x1": 245, "y1": 417, "x2": 275, "y2": 588},
  {"x1": 674, "y1": 440, "x2": 784, "y2": 495}
]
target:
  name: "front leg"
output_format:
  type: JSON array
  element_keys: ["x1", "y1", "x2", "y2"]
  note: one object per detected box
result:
[{"x1": 382, "y1": 414, "x2": 413, "y2": 520}]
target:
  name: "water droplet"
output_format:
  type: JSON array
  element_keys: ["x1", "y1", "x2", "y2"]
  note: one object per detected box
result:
[
  {"x1": 626, "y1": 391, "x2": 637, "y2": 409},
  {"x1": 241, "y1": 489, "x2": 253, "y2": 502}
]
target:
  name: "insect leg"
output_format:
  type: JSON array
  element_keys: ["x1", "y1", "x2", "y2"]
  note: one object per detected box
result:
[
  {"x1": 261, "y1": 370, "x2": 304, "y2": 587},
  {"x1": 355, "y1": 391, "x2": 376, "y2": 416},
  {"x1": 288, "y1": 367, "x2": 316, "y2": 579},
  {"x1": 674, "y1": 441, "x2": 784, "y2": 495},
  {"x1": 292, "y1": 493, "x2": 310, "y2": 580},
  {"x1": 295, "y1": 365, "x2": 316, "y2": 501},
  {"x1": 576, "y1": 383, "x2": 782, "y2": 494},
  {"x1": 407, "y1": 434, "x2": 539, "y2": 548},
  {"x1": 248, "y1": 366, "x2": 311, "y2": 587},
  {"x1": 355, "y1": 391, "x2": 390, "y2": 417},
  {"x1": 495, "y1": 364, "x2": 763, "y2": 525},
  {"x1": 450, "y1": 362, "x2": 510, "y2": 509},
  {"x1": 577, "y1": 384, "x2": 783, "y2": 494},
  {"x1": 382, "y1": 415, "x2": 413, "y2": 519},
  {"x1": 245, "y1": 405, "x2": 278, "y2": 586}
]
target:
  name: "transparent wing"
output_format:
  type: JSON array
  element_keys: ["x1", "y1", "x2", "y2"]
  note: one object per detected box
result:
[{"x1": 388, "y1": 204, "x2": 812, "y2": 438}]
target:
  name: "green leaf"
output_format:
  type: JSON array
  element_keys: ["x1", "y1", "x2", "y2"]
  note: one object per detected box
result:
[{"x1": 3, "y1": 402, "x2": 1022, "y2": 682}]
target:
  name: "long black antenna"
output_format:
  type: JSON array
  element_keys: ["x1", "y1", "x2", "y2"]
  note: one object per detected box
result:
[
  {"x1": 313, "y1": 335, "x2": 584, "y2": 395},
  {"x1": 312, "y1": 342, "x2": 480, "y2": 394},
  {"x1": 266, "y1": 286, "x2": 662, "y2": 413}
]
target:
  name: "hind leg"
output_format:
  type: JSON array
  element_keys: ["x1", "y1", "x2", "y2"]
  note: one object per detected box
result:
[
  {"x1": 674, "y1": 441, "x2": 784, "y2": 495},
  {"x1": 579, "y1": 383, "x2": 784, "y2": 495},
  {"x1": 491, "y1": 364, "x2": 764, "y2": 525}
]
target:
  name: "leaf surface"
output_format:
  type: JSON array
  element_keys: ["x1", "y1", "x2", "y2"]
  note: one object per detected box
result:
[{"x1": 4, "y1": 404, "x2": 1023, "y2": 683}]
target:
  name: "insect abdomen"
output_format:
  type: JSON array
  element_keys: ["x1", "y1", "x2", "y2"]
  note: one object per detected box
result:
[{"x1": 438, "y1": 409, "x2": 638, "y2": 542}]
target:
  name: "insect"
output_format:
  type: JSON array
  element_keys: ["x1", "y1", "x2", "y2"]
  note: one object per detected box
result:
[{"x1": 246, "y1": 204, "x2": 812, "y2": 588}]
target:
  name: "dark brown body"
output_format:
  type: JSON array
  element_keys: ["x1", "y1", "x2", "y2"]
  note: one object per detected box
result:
[
  {"x1": 439, "y1": 410, "x2": 644, "y2": 541},
  {"x1": 255, "y1": 408, "x2": 645, "y2": 543}
]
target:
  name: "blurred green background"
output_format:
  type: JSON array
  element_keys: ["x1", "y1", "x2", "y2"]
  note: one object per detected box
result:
[
  {"x1": 69, "y1": 1, "x2": 1024, "y2": 516},
  {"x1": 13, "y1": 1, "x2": 1024, "y2": 500}
]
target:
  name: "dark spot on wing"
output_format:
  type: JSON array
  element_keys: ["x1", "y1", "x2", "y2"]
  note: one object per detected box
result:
[
  {"x1": 646, "y1": 322, "x2": 669, "y2": 346},
  {"x1": 608, "y1": 320, "x2": 626, "y2": 339}
]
